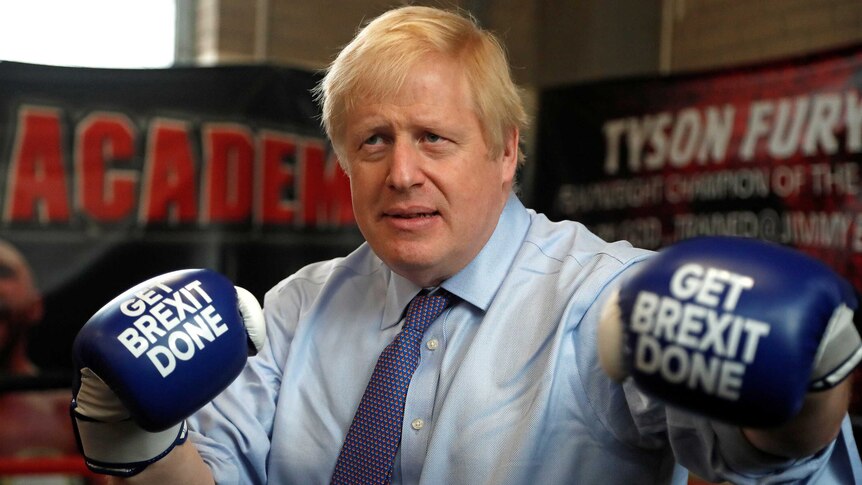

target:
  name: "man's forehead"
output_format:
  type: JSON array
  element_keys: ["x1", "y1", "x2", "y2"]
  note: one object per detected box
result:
[
  {"x1": 350, "y1": 55, "x2": 472, "y2": 111},
  {"x1": 348, "y1": 106, "x2": 456, "y2": 130}
]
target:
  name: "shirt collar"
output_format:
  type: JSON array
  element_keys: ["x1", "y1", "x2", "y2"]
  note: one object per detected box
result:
[
  {"x1": 441, "y1": 192, "x2": 530, "y2": 311},
  {"x1": 381, "y1": 272, "x2": 425, "y2": 329},
  {"x1": 379, "y1": 192, "x2": 530, "y2": 329}
]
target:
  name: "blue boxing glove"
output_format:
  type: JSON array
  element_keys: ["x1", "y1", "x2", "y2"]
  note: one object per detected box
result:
[
  {"x1": 598, "y1": 236, "x2": 862, "y2": 427},
  {"x1": 70, "y1": 269, "x2": 266, "y2": 476}
]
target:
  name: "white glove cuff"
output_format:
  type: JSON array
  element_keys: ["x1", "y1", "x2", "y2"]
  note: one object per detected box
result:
[
  {"x1": 75, "y1": 415, "x2": 183, "y2": 463},
  {"x1": 810, "y1": 303, "x2": 862, "y2": 390},
  {"x1": 73, "y1": 413, "x2": 187, "y2": 476}
]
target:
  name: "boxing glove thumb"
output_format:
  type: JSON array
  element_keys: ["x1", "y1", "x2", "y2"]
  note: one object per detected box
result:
[
  {"x1": 237, "y1": 285, "x2": 266, "y2": 354},
  {"x1": 810, "y1": 302, "x2": 862, "y2": 390},
  {"x1": 598, "y1": 288, "x2": 627, "y2": 382}
]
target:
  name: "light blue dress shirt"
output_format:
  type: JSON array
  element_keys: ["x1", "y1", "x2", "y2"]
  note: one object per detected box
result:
[{"x1": 188, "y1": 193, "x2": 862, "y2": 484}]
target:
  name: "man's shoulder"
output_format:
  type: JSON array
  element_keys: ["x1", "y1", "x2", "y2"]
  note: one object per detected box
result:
[
  {"x1": 266, "y1": 242, "x2": 383, "y2": 299},
  {"x1": 523, "y1": 210, "x2": 653, "y2": 270}
]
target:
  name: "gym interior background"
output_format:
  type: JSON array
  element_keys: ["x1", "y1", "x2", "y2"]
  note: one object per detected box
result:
[{"x1": 181, "y1": 0, "x2": 862, "y2": 203}]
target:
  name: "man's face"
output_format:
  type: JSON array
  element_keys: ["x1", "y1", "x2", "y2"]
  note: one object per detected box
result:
[
  {"x1": 341, "y1": 54, "x2": 518, "y2": 287},
  {"x1": 0, "y1": 249, "x2": 41, "y2": 351}
]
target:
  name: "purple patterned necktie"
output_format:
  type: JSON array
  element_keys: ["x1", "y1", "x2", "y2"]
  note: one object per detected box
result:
[{"x1": 330, "y1": 290, "x2": 451, "y2": 485}]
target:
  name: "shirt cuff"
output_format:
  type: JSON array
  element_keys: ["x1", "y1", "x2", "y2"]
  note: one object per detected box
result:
[
  {"x1": 188, "y1": 429, "x2": 240, "y2": 484},
  {"x1": 711, "y1": 421, "x2": 804, "y2": 474}
]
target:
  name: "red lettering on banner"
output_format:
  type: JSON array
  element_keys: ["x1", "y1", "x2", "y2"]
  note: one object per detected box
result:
[
  {"x1": 76, "y1": 113, "x2": 137, "y2": 221},
  {"x1": 3, "y1": 107, "x2": 70, "y2": 223},
  {"x1": 202, "y1": 124, "x2": 254, "y2": 223},
  {"x1": 0, "y1": 105, "x2": 354, "y2": 229},
  {"x1": 141, "y1": 120, "x2": 198, "y2": 223},
  {"x1": 258, "y1": 131, "x2": 297, "y2": 224},
  {"x1": 299, "y1": 140, "x2": 353, "y2": 225}
]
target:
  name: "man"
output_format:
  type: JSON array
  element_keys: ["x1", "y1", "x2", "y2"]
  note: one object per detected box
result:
[
  {"x1": 74, "y1": 6, "x2": 861, "y2": 484},
  {"x1": 0, "y1": 239, "x2": 80, "y2": 482},
  {"x1": 0, "y1": 239, "x2": 44, "y2": 376}
]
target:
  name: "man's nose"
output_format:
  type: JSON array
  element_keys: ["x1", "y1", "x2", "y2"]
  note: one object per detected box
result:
[{"x1": 386, "y1": 139, "x2": 425, "y2": 190}]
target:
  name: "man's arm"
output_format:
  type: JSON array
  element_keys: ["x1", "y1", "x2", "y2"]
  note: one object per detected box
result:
[
  {"x1": 107, "y1": 442, "x2": 214, "y2": 485},
  {"x1": 598, "y1": 236, "x2": 862, "y2": 466},
  {"x1": 743, "y1": 378, "x2": 852, "y2": 459}
]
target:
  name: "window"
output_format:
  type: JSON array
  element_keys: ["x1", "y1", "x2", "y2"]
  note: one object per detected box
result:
[{"x1": 0, "y1": 0, "x2": 176, "y2": 68}]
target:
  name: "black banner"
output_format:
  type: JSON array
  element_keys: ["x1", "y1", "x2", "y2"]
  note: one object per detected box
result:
[{"x1": 0, "y1": 62, "x2": 362, "y2": 373}]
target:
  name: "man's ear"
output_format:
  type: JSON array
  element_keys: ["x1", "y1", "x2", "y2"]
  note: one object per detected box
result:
[{"x1": 500, "y1": 127, "x2": 519, "y2": 185}]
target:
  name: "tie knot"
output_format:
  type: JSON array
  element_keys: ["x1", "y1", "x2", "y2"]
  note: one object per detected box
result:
[{"x1": 403, "y1": 290, "x2": 451, "y2": 334}]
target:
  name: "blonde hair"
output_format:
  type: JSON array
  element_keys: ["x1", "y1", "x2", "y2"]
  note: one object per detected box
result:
[{"x1": 315, "y1": 6, "x2": 528, "y2": 167}]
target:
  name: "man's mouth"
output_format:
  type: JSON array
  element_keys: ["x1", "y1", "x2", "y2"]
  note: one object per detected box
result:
[{"x1": 389, "y1": 211, "x2": 439, "y2": 218}]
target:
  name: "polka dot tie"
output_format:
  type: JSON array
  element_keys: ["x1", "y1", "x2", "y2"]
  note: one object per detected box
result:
[{"x1": 330, "y1": 290, "x2": 451, "y2": 485}]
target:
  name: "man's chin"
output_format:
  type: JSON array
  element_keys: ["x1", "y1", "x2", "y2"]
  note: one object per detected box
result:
[{"x1": 384, "y1": 255, "x2": 449, "y2": 287}]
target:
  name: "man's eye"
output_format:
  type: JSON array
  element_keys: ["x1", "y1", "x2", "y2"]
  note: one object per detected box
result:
[
  {"x1": 424, "y1": 133, "x2": 442, "y2": 143},
  {"x1": 364, "y1": 134, "x2": 384, "y2": 146}
]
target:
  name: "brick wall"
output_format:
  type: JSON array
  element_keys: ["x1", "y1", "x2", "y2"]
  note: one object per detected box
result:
[
  {"x1": 666, "y1": 0, "x2": 862, "y2": 72},
  {"x1": 194, "y1": 0, "x2": 862, "y2": 82},
  {"x1": 192, "y1": 0, "x2": 538, "y2": 82}
]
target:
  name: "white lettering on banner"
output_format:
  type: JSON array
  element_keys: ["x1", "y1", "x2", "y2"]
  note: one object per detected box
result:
[
  {"x1": 556, "y1": 161, "x2": 860, "y2": 220},
  {"x1": 811, "y1": 162, "x2": 861, "y2": 196},
  {"x1": 601, "y1": 90, "x2": 862, "y2": 176},
  {"x1": 739, "y1": 93, "x2": 856, "y2": 161},
  {"x1": 603, "y1": 105, "x2": 735, "y2": 175},
  {"x1": 664, "y1": 168, "x2": 770, "y2": 204},
  {"x1": 628, "y1": 264, "x2": 769, "y2": 400},
  {"x1": 673, "y1": 210, "x2": 853, "y2": 249},
  {"x1": 115, "y1": 280, "x2": 228, "y2": 377},
  {"x1": 555, "y1": 176, "x2": 664, "y2": 213}
]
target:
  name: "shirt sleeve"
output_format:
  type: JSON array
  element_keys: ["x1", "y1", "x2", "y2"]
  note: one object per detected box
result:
[
  {"x1": 187, "y1": 278, "x2": 301, "y2": 483},
  {"x1": 667, "y1": 410, "x2": 862, "y2": 484},
  {"x1": 187, "y1": 353, "x2": 280, "y2": 483}
]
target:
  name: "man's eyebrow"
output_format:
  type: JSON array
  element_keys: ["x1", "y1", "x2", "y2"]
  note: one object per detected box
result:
[{"x1": 352, "y1": 118, "x2": 392, "y2": 133}]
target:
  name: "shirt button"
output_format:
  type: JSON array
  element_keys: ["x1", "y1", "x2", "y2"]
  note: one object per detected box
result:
[
  {"x1": 411, "y1": 418, "x2": 424, "y2": 430},
  {"x1": 426, "y1": 339, "x2": 439, "y2": 350}
]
